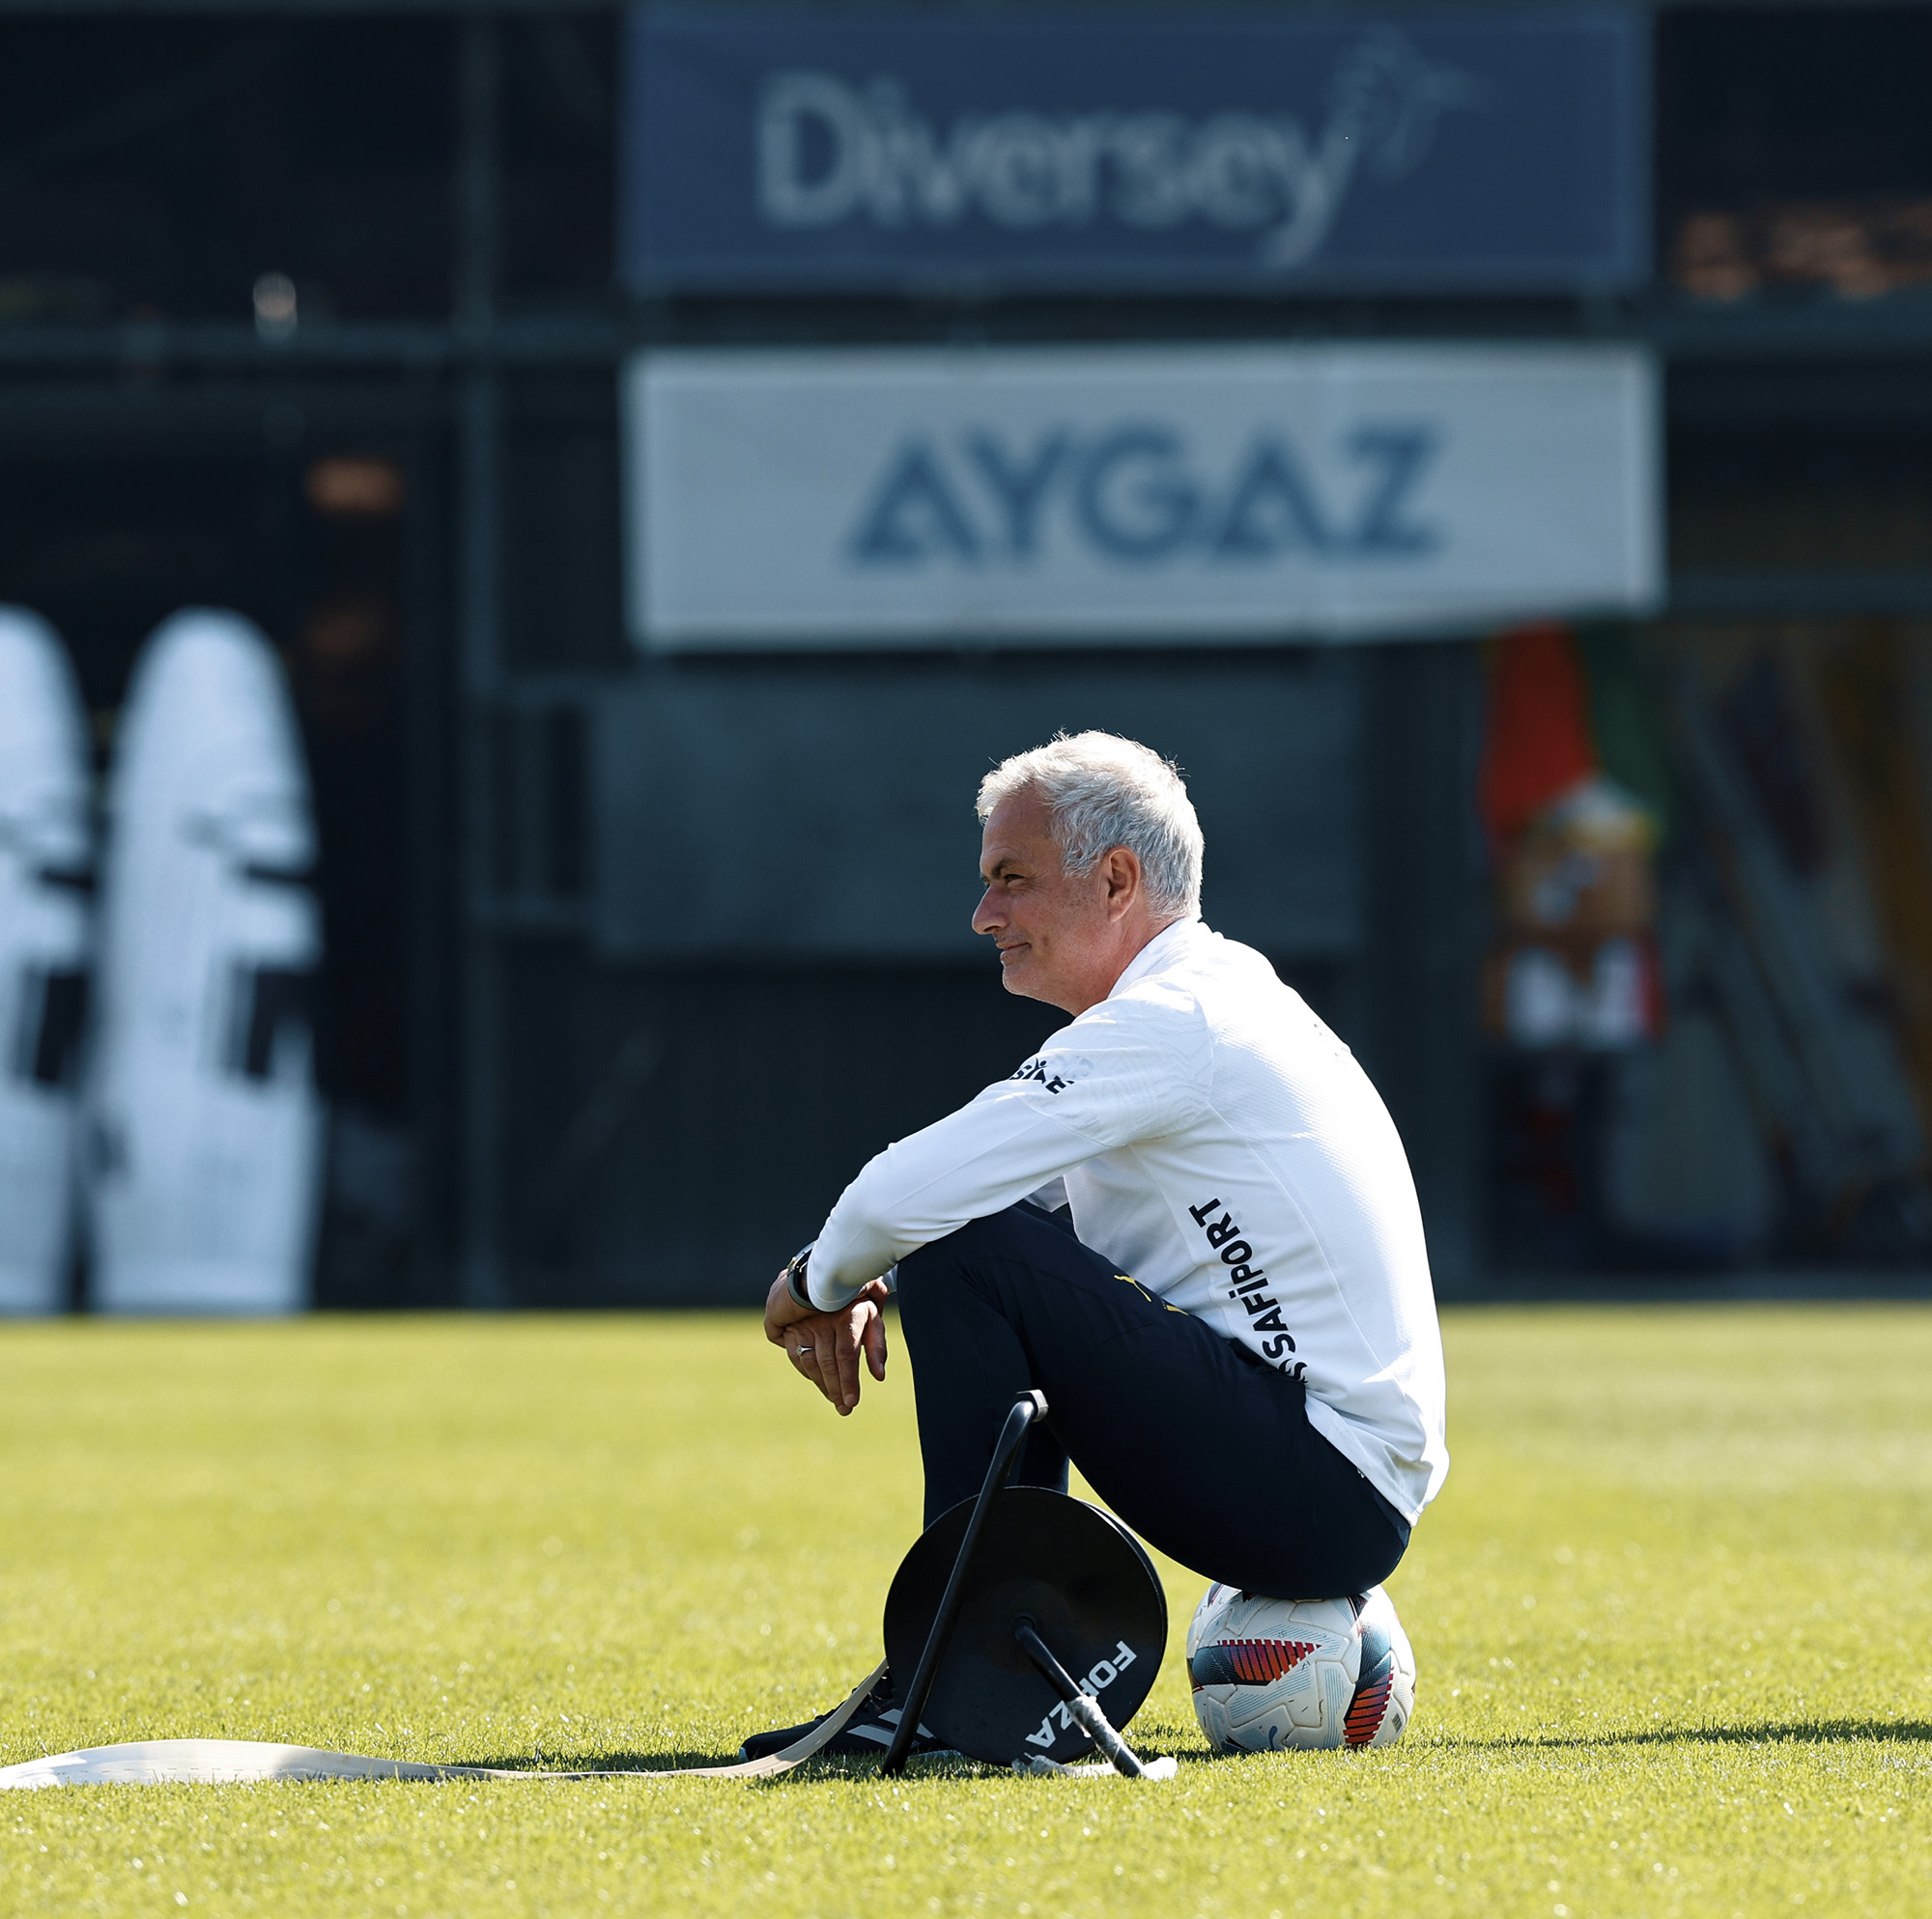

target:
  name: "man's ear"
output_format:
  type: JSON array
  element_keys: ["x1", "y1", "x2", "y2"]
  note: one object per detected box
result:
[{"x1": 1103, "y1": 845, "x2": 1142, "y2": 917}]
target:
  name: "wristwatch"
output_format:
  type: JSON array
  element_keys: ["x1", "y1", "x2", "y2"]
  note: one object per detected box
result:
[{"x1": 782, "y1": 1244, "x2": 814, "y2": 1312}]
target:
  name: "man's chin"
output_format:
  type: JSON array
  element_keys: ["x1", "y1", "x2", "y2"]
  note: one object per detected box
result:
[{"x1": 997, "y1": 952, "x2": 1045, "y2": 1000}]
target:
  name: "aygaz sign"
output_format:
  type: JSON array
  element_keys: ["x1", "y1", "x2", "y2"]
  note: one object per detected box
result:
[{"x1": 623, "y1": 343, "x2": 1662, "y2": 650}]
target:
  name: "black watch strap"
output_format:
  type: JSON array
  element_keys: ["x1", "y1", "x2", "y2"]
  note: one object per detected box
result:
[{"x1": 784, "y1": 1247, "x2": 813, "y2": 1312}]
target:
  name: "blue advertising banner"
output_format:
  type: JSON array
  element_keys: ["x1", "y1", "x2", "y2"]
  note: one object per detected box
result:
[{"x1": 620, "y1": 7, "x2": 1649, "y2": 294}]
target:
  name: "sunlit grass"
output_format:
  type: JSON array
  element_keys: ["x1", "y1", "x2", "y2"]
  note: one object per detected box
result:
[{"x1": 1, "y1": 1306, "x2": 1927, "y2": 1915}]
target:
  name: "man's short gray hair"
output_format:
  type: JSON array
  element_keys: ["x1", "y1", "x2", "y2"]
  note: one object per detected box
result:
[{"x1": 976, "y1": 731, "x2": 1204, "y2": 920}]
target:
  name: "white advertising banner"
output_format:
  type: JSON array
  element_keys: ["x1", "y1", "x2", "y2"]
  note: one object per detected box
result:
[{"x1": 626, "y1": 342, "x2": 1661, "y2": 649}]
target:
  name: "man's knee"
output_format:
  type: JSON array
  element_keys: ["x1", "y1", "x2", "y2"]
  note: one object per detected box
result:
[
  {"x1": 897, "y1": 1209, "x2": 1005, "y2": 1300},
  {"x1": 896, "y1": 1206, "x2": 1073, "y2": 1324},
  {"x1": 900, "y1": 1204, "x2": 1071, "y2": 1280}
]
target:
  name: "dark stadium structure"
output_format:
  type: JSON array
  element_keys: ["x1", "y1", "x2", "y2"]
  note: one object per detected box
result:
[{"x1": 7, "y1": 3, "x2": 1932, "y2": 1305}]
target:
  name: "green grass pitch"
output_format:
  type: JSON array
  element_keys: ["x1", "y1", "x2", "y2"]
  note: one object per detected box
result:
[{"x1": 1, "y1": 1305, "x2": 1927, "y2": 1916}]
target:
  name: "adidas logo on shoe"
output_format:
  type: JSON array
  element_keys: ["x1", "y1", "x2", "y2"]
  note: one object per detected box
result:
[{"x1": 737, "y1": 1676, "x2": 955, "y2": 1763}]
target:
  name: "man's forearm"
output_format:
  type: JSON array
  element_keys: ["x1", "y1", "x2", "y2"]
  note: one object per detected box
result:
[{"x1": 806, "y1": 1099, "x2": 1098, "y2": 1310}]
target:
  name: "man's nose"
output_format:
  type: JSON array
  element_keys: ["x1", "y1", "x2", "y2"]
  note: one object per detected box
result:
[{"x1": 971, "y1": 887, "x2": 1004, "y2": 936}]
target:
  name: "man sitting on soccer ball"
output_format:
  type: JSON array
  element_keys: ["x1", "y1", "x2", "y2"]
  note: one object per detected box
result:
[{"x1": 745, "y1": 731, "x2": 1448, "y2": 1759}]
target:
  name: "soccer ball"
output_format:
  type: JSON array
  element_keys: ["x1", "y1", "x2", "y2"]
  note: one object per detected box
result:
[{"x1": 1186, "y1": 1583, "x2": 1416, "y2": 1753}]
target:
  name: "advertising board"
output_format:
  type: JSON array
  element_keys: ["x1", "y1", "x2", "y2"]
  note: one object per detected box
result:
[
  {"x1": 621, "y1": 8, "x2": 1649, "y2": 293},
  {"x1": 625, "y1": 343, "x2": 1662, "y2": 650}
]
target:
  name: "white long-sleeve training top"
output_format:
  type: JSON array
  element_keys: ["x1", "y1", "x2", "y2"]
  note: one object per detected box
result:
[{"x1": 809, "y1": 917, "x2": 1449, "y2": 1523}]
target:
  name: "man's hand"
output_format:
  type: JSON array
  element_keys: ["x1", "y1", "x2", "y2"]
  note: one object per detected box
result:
[{"x1": 765, "y1": 1267, "x2": 890, "y2": 1416}]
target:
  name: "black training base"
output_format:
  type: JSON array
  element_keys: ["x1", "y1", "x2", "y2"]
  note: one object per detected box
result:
[{"x1": 883, "y1": 1488, "x2": 1167, "y2": 1768}]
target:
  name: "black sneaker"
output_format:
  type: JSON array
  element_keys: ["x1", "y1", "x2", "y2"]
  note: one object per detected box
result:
[{"x1": 737, "y1": 1675, "x2": 953, "y2": 1762}]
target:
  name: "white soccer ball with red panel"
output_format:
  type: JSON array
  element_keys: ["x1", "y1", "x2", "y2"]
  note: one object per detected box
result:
[{"x1": 1186, "y1": 1583, "x2": 1416, "y2": 1753}]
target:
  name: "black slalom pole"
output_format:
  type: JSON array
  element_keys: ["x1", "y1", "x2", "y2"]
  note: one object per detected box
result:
[{"x1": 879, "y1": 1389, "x2": 1046, "y2": 1777}]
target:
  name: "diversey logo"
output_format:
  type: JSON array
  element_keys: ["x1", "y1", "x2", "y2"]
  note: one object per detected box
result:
[
  {"x1": 759, "y1": 30, "x2": 1489, "y2": 268},
  {"x1": 846, "y1": 423, "x2": 1439, "y2": 569}
]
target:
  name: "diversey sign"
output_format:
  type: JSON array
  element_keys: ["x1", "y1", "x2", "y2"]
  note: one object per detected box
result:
[
  {"x1": 753, "y1": 37, "x2": 1487, "y2": 273},
  {"x1": 625, "y1": 344, "x2": 1662, "y2": 649},
  {"x1": 620, "y1": 8, "x2": 1648, "y2": 293}
]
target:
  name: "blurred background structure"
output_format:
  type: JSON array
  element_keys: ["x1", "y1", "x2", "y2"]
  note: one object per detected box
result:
[{"x1": 4, "y1": 2, "x2": 1932, "y2": 1309}]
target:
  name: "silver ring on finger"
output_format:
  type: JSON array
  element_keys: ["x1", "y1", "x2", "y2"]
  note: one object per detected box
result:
[{"x1": 796, "y1": 1344, "x2": 813, "y2": 1355}]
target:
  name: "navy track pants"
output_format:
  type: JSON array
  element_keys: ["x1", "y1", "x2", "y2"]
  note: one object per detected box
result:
[{"x1": 895, "y1": 1202, "x2": 1410, "y2": 1600}]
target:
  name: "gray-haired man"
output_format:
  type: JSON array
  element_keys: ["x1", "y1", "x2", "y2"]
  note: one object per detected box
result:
[{"x1": 748, "y1": 731, "x2": 1447, "y2": 1758}]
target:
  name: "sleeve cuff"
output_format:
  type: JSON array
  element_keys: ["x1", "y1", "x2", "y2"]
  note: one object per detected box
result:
[
  {"x1": 806, "y1": 1270, "x2": 864, "y2": 1313},
  {"x1": 805, "y1": 1256, "x2": 895, "y2": 1312}
]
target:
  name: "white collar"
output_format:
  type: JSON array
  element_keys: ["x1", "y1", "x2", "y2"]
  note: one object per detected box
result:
[{"x1": 1106, "y1": 917, "x2": 1205, "y2": 1001}]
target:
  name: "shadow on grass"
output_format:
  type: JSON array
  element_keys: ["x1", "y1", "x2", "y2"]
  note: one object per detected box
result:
[
  {"x1": 457, "y1": 1750, "x2": 755, "y2": 1775},
  {"x1": 453, "y1": 1749, "x2": 989, "y2": 1779},
  {"x1": 447, "y1": 1746, "x2": 1215, "y2": 1781},
  {"x1": 1459, "y1": 1720, "x2": 1932, "y2": 1751},
  {"x1": 457, "y1": 1724, "x2": 1929, "y2": 1775}
]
